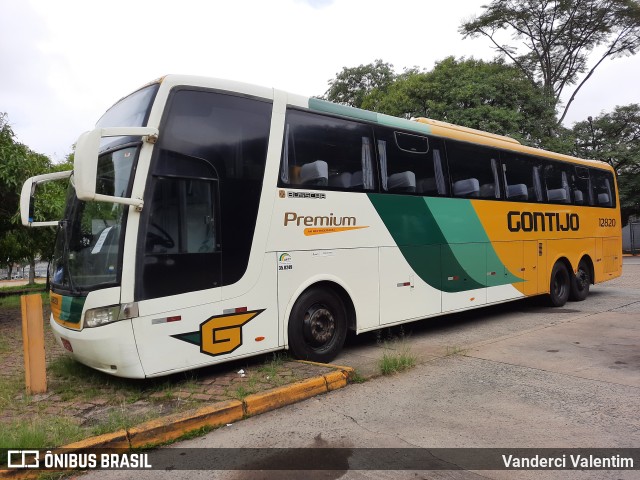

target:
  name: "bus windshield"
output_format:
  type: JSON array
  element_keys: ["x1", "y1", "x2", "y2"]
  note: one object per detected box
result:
[
  {"x1": 50, "y1": 83, "x2": 159, "y2": 293},
  {"x1": 51, "y1": 147, "x2": 136, "y2": 292}
]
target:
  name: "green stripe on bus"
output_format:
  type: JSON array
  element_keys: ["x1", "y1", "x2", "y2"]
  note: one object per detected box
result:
[
  {"x1": 308, "y1": 99, "x2": 432, "y2": 134},
  {"x1": 308, "y1": 98, "x2": 379, "y2": 122},
  {"x1": 367, "y1": 194, "x2": 521, "y2": 293},
  {"x1": 60, "y1": 295, "x2": 85, "y2": 324},
  {"x1": 376, "y1": 113, "x2": 431, "y2": 134}
]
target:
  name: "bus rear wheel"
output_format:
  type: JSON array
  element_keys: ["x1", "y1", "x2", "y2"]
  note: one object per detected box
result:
[
  {"x1": 288, "y1": 287, "x2": 347, "y2": 363},
  {"x1": 569, "y1": 259, "x2": 590, "y2": 301},
  {"x1": 548, "y1": 261, "x2": 570, "y2": 307}
]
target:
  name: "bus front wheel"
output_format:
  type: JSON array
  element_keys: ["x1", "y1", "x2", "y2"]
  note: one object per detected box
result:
[
  {"x1": 548, "y1": 261, "x2": 570, "y2": 307},
  {"x1": 569, "y1": 259, "x2": 591, "y2": 302},
  {"x1": 288, "y1": 287, "x2": 347, "y2": 363}
]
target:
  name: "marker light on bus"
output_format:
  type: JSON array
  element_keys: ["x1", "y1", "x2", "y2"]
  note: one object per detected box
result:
[{"x1": 84, "y1": 303, "x2": 139, "y2": 328}]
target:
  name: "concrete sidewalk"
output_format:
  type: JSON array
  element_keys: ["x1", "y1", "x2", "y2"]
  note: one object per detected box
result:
[{"x1": 4, "y1": 259, "x2": 638, "y2": 479}]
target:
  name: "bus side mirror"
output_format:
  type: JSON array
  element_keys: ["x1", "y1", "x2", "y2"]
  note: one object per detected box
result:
[
  {"x1": 74, "y1": 126, "x2": 159, "y2": 209},
  {"x1": 20, "y1": 170, "x2": 73, "y2": 227}
]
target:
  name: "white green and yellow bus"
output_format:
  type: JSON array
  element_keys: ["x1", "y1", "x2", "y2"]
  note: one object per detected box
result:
[{"x1": 21, "y1": 75, "x2": 622, "y2": 378}]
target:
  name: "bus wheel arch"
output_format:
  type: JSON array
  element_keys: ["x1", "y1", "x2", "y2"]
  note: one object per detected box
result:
[
  {"x1": 286, "y1": 281, "x2": 353, "y2": 363},
  {"x1": 548, "y1": 258, "x2": 572, "y2": 307},
  {"x1": 569, "y1": 255, "x2": 593, "y2": 302}
]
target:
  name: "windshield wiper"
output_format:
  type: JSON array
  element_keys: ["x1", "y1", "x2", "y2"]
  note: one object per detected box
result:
[{"x1": 58, "y1": 220, "x2": 80, "y2": 295}]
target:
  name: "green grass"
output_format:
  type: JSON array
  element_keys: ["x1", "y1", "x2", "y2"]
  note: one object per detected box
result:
[
  {"x1": 378, "y1": 341, "x2": 417, "y2": 376},
  {"x1": 0, "y1": 415, "x2": 85, "y2": 452},
  {"x1": 0, "y1": 336, "x2": 10, "y2": 354},
  {"x1": 445, "y1": 345, "x2": 468, "y2": 356},
  {"x1": 255, "y1": 352, "x2": 291, "y2": 387},
  {"x1": 47, "y1": 356, "x2": 144, "y2": 403},
  {"x1": 90, "y1": 403, "x2": 154, "y2": 436},
  {"x1": 0, "y1": 374, "x2": 24, "y2": 411},
  {"x1": 348, "y1": 370, "x2": 367, "y2": 384},
  {"x1": 0, "y1": 291, "x2": 48, "y2": 309},
  {"x1": 0, "y1": 282, "x2": 46, "y2": 294}
]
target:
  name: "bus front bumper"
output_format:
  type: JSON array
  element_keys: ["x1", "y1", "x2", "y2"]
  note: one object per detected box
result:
[{"x1": 49, "y1": 315, "x2": 146, "y2": 378}]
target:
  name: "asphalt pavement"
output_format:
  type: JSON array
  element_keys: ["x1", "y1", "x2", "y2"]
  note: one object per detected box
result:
[{"x1": 78, "y1": 257, "x2": 640, "y2": 479}]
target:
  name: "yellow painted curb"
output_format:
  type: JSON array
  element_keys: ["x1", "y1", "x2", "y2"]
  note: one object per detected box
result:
[
  {"x1": 2, "y1": 364, "x2": 354, "y2": 478},
  {"x1": 244, "y1": 376, "x2": 327, "y2": 417},
  {"x1": 296, "y1": 360, "x2": 355, "y2": 375},
  {"x1": 0, "y1": 468, "x2": 34, "y2": 480},
  {"x1": 323, "y1": 369, "x2": 349, "y2": 391},
  {"x1": 128, "y1": 399, "x2": 244, "y2": 448},
  {"x1": 64, "y1": 429, "x2": 129, "y2": 450}
]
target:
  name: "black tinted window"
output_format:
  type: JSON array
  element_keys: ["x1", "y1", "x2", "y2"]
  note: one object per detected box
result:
[
  {"x1": 377, "y1": 128, "x2": 447, "y2": 195},
  {"x1": 137, "y1": 89, "x2": 272, "y2": 300},
  {"x1": 280, "y1": 110, "x2": 376, "y2": 191},
  {"x1": 542, "y1": 163, "x2": 571, "y2": 204},
  {"x1": 446, "y1": 141, "x2": 501, "y2": 199},
  {"x1": 501, "y1": 153, "x2": 543, "y2": 202},
  {"x1": 592, "y1": 169, "x2": 615, "y2": 207},
  {"x1": 570, "y1": 166, "x2": 592, "y2": 206}
]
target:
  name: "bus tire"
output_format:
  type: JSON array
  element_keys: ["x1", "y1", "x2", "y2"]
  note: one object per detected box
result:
[
  {"x1": 287, "y1": 286, "x2": 347, "y2": 363},
  {"x1": 548, "y1": 261, "x2": 570, "y2": 307},
  {"x1": 569, "y1": 259, "x2": 590, "y2": 302}
]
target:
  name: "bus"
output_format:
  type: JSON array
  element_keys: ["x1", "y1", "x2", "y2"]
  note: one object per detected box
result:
[{"x1": 21, "y1": 75, "x2": 622, "y2": 378}]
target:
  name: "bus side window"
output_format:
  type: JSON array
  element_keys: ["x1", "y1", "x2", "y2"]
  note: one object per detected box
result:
[
  {"x1": 137, "y1": 89, "x2": 272, "y2": 301},
  {"x1": 543, "y1": 163, "x2": 571, "y2": 204},
  {"x1": 279, "y1": 109, "x2": 376, "y2": 191},
  {"x1": 446, "y1": 140, "x2": 501, "y2": 199},
  {"x1": 591, "y1": 169, "x2": 615, "y2": 207},
  {"x1": 571, "y1": 166, "x2": 592, "y2": 206},
  {"x1": 376, "y1": 129, "x2": 448, "y2": 196},
  {"x1": 500, "y1": 153, "x2": 541, "y2": 202},
  {"x1": 140, "y1": 161, "x2": 221, "y2": 300}
]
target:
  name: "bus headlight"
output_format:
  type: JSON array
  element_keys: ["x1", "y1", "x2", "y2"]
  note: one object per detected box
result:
[
  {"x1": 84, "y1": 303, "x2": 139, "y2": 328},
  {"x1": 85, "y1": 306, "x2": 120, "y2": 328}
]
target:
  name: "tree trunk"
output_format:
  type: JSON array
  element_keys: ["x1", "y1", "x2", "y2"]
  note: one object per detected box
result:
[{"x1": 29, "y1": 257, "x2": 36, "y2": 285}]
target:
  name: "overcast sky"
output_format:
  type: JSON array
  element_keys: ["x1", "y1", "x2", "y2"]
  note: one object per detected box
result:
[{"x1": 2, "y1": 0, "x2": 639, "y2": 162}]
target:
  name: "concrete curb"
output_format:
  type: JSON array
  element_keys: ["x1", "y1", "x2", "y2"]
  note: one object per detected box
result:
[{"x1": 0, "y1": 363, "x2": 354, "y2": 479}]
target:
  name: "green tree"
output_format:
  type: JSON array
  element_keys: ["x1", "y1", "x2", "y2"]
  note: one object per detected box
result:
[
  {"x1": 571, "y1": 104, "x2": 640, "y2": 221},
  {"x1": 322, "y1": 59, "x2": 396, "y2": 108},
  {"x1": 362, "y1": 57, "x2": 558, "y2": 147},
  {"x1": 460, "y1": 0, "x2": 640, "y2": 123},
  {"x1": 0, "y1": 113, "x2": 68, "y2": 283},
  {"x1": 0, "y1": 230, "x2": 29, "y2": 280}
]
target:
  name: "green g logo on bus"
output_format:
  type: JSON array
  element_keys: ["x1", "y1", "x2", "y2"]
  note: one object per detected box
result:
[{"x1": 172, "y1": 310, "x2": 265, "y2": 357}]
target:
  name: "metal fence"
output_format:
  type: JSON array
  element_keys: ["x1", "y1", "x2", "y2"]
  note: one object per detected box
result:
[{"x1": 623, "y1": 215, "x2": 640, "y2": 255}]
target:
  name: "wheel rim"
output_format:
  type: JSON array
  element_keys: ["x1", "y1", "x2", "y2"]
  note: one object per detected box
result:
[
  {"x1": 553, "y1": 269, "x2": 568, "y2": 298},
  {"x1": 302, "y1": 304, "x2": 336, "y2": 348},
  {"x1": 575, "y1": 268, "x2": 589, "y2": 291}
]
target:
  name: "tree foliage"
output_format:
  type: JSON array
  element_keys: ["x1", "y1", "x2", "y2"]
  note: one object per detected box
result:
[
  {"x1": 0, "y1": 112, "x2": 69, "y2": 282},
  {"x1": 571, "y1": 104, "x2": 640, "y2": 219},
  {"x1": 322, "y1": 59, "x2": 396, "y2": 108},
  {"x1": 361, "y1": 57, "x2": 558, "y2": 146},
  {"x1": 460, "y1": 0, "x2": 640, "y2": 123},
  {"x1": 320, "y1": 58, "x2": 640, "y2": 220}
]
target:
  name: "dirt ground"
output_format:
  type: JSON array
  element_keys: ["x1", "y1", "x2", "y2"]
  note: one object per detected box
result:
[{"x1": 0, "y1": 300, "x2": 333, "y2": 444}]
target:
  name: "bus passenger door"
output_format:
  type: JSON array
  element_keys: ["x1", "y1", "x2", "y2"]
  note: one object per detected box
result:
[
  {"x1": 441, "y1": 243, "x2": 487, "y2": 312},
  {"x1": 379, "y1": 246, "x2": 442, "y2": 325},
  {"x1": 523, "y1": 240, "x2": 538, "y2": 296},
  {"x1": 133, "y1": 174, "x2": 224, "y2": 376},
  {"x1": 537, "y1": 240, "x2": 548, "y2": 294},
  {"x1": 487, "y1": 241, "x2": 523, "y2": 303}
]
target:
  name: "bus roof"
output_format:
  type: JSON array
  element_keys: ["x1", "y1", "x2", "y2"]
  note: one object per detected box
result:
[
  {"x1": 305, "y1": 97, "x2": 613, "y2": 173},
  {"x1": 150, "y1": 75, "x2": 615, "y2": 174}
]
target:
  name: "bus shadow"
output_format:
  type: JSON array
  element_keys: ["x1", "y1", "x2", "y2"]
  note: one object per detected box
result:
[{"x1": 344, "y1": 296, "x2": 580, "y2": 351}]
